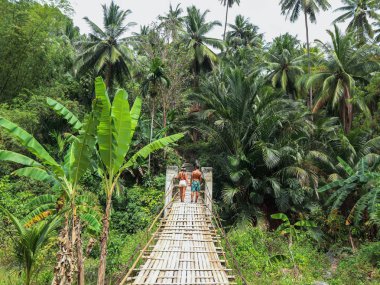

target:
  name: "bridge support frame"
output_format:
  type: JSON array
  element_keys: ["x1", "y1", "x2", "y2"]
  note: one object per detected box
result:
[
  {"x1": 201, "y1": 167, "x2": 213, "y2": 216},
  {"x1": 164, "y1": 166, "x2": 178, "y2": 217}
]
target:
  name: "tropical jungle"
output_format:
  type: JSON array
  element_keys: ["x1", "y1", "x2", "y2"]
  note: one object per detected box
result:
[{"x1": 0, "y1": 0, "x2": 380, "y2": 284}]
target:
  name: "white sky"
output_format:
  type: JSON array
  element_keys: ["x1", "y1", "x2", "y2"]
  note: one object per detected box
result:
[{"x1": 70, "y1": 0, "x2": 344, "y2": 43}]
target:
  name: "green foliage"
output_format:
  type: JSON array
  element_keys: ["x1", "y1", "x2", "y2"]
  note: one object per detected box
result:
[
  {"x1": 332, "y1": 242, "x2": 380, "y2": 284},
  {"x1": 0, "y1": 207, "x2": 60, "y2": 285},
  {"x1": 318, "y1": 156, "x2": 380, "y2": 225}
]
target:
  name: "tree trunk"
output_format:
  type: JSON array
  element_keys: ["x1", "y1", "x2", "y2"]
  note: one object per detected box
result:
[
  {"x1": 105, "y1": 63, "x2": 112, "y2": 90},
  {"x1": 343, "y1": 84, "x2": 353, "y2": 134},
  {"x1": 97, "y1": 195, "x2": 112, "y2": 285},
  {"x1": 52, "y1": 215, "x2": 74, "y2": 285},
  {"x1": 148, "y1": 98, "x2": 155, "y2": 173},
  {"x1": 304, "y1": 10, "x2": 313, "y2": 109},
  {"x1": 76, "y1": 218, "x2": 85, "y2": 285},
  {"x1": 25, "y1": 266, "x2": 32, "y2": 285},
  {"x1": 349, "y1": 228, "x2": 357, "y2": 252},
  {"x1": 223, "y1": 5, "x2": 229, "y2": 41}
]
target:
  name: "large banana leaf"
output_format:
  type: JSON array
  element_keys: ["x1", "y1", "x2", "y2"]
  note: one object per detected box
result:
[
  {"x1": 0, "y1": 150, "x2": 41, "y2": 167},
  {"x1": 95, "y1": 77, "x2": 113, "y2": 171},
  {"x1": 121, "y1": 133, "x2": 184, "y2": 170},
  {"x1": 67, "y1": 112, "x2": 98, "y2": 186},
  {"x1": 13, "y1": 167, "x2": 53, "y2": 183},
  {"x1": 46, "y1": 97, "x2": 82, "y2": 131},
  {"x1": 80, "y1": 212, "x2": 102, "y2": 232},
  {"x1": 0, "y1": 117, "x2": 62, "y2": 175},
  {"x1": 111, "y1": 89, "x2": 131, "y2": 173}
]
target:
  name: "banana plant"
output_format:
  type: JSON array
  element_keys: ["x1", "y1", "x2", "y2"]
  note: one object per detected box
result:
[
  {"x1": 0, "y1": 206, "x2": 60, "y2": 285},
  {"x1": 271, "y1": 213, "x2": 316, "y2": 246},
  {"x1": 0, "y1": 97, "x2": 100, "y2": 285},
  {"x1": 93, "y1": 77, "x2": 184, "y2": 285},
  {"x1": 271, "y1": 213, "x2": 316, "y2": 271},
  {"x1": 318, "y1": 156, "x2": 380, "y2": 225}
]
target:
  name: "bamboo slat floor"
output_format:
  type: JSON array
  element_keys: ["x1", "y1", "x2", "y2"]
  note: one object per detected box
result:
[{"x1": 131, "y1": 188, "x2": 233, "y2": 285}]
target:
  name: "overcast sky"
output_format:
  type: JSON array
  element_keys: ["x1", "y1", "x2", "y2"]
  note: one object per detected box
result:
[{"x1": 69, "y1": 0, "x2": 344, "y2": 43}]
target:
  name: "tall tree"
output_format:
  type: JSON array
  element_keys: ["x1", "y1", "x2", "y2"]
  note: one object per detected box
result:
[
  {"x1": 307, "y1": 25, "x2": 378, "y2": 133},
  {"x1": 182, "y1": 6, "x2": 223, "y2": 82},
  {"x1": 226, "y1": 15, "x2": 263, "y2": 48},
  {"x1": 219, "y1": 0, "x2": 241, "y2": 40},
  {"x1": 264, "y1": 48, "x2": 305, "y2": 100},
  {"x1": 279, "y1": 0, "x2": 331, "y2": 107},
  {"x1": 333, "y1": 0, "x2": 380, "y2": 44},
  {"x1": 93, "y1": 78, "x2": 183, "y2": 284},
  {"x1": 77, "y1": 1, "x2": 136, "y2": 89},
  {"x1": 141, "y1": 57, "x2": 171, "y2": 173},
  {"x1": 158, "y1": 3, "x2": 184, "y2": 41}
]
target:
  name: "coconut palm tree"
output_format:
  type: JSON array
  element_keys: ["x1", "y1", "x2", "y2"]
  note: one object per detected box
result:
[
  {"x1": 307, "y1": 25, "x2": 379, "y2": 134},
  {"x1": 279, "y1": 0, "x2": 331, "y2": 107},
  {"x1": 226, "y1": 15, "x2": 263, "y2": 48},
  {"x1": 182, "y1": 6, "x2": 223, "y2": 81},
  {"x1": 333, "y1": 0, "x2": 380, "y2": 44},
  {"x1": 158, "y1": 3, "x2": 184, "y2": 41},
  {"x1": 93, "y1": 77, "x2": 183, "y2": 284},
  {"x1": 264, "y1": 48, "x2": 305, "y2": 99},
  {"x1": 77, "y1": 1, "x2": 136, "y2": 89},
  {"x1": 141, "y1": 57, "x2": 171, "y2": 172},
  {"x1": 219, "y1": 0, "x2": 241, "y2": 40}
]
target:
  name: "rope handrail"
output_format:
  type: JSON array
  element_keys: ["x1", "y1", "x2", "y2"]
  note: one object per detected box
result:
[
  {"x1": 116, "y1": 177, "x2": 178, "y2": 285},
  {"x1": 118, "y1": 193, "x2": 178, "y2": 285},
  {"x1": 201, "y1": 174, "x2": 248, "y2": 285}
]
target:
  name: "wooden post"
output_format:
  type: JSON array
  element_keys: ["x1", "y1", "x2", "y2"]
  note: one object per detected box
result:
[
  {"x1": 164, "y1": 166, "x2": 178, "y2": 217},
  {"x1": 201, "y1": 167, "x2": 213, "y2": 216}
]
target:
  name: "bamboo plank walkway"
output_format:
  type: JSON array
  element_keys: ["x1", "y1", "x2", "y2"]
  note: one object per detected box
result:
[{"x1": 131, "y1": 189, "x2": 233, "y2": 285}]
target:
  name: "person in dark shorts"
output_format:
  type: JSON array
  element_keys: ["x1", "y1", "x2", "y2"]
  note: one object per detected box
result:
[{"x1": 191, "y1": 165, "x2": 202, "y2": 203}]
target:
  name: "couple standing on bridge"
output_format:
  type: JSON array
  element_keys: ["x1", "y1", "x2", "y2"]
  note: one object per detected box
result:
[{"x1": 177, "y1": 164, "x2": 202, "y2": 203}]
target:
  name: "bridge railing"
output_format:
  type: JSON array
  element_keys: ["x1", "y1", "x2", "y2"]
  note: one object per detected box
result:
[
  {"x1": 116, "y1": 175, "x2": 179, "y2": 285},
  {"x1": 201, "y1": 174, "x2": 249, "y2": 285}
]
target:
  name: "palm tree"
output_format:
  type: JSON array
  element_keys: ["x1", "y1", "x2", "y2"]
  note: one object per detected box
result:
[
  {"x1": 141, "y1": 57, "x2": 171, "y2": 173},
  {"x1": 191, "y1": 67, "x2": 321, "y2": 219},
  {"x1": 264, "y1": 48, "x2": 305, "y2": 99},
  {"x1": 307, "y1": 25, "x2": 378, "y2": 133},
  {"x1": 333, "y1": 0, "x2": 380, "y2": 44},
  {"x1": 93, "y1": 77, "x2": 183, "y2": 284},
  {"x1": 279, "y1": 0, "x2": 331, "y2": 107},
  {"x1": 375, "y1": 21, "x2": 380, "y2": 42},
  {"x1": 77, "y1": 1, "x2": 136, "y2": 89},
  {"x1": 0, "y1": 208, "x2": 60, "y2": 285},
  {"x1": 182, "y1": 6, "x2": 223, "y2": 82},
  {"x1": 158, "y1": 3, "x2": 184, "y2": 41},
  {"x1": 226, "y1": 15, "x2": 263, "y2": 48},
  {"x1": 219, "y1": 0, "x2": 241, "y2": 40}
]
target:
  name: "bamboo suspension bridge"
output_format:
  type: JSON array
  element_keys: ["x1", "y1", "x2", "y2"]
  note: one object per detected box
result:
[{"x1": 118, "y1": 166, "x2": 247, "y2": 285}]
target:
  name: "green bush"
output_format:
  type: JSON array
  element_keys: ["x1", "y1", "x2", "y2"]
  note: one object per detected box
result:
[{"x1": 332, "y1": 242, "x2": 380, "y2": 285}]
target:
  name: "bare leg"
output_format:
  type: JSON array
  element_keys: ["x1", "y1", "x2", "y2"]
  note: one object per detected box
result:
[
  {"x1": 195, "y1": 191, "x2": 199, "y2": 203},
  {"x1": 191, "y1": 192, "x2": 194, "y2": 202},
  {"x1": 182, "y1": 187, "x2": 186, "y2": 202},
  {"x1": 180, "y1": 187, "x2": 184, "y2": 202}
]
